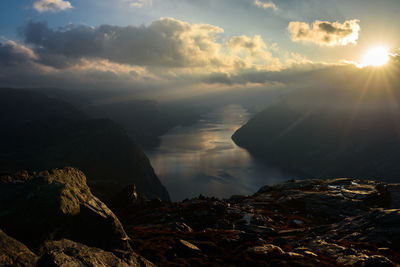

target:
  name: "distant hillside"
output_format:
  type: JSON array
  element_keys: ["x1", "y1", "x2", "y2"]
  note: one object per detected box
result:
[
  {"x1": 0, "y1": 88, "x2": 170, "y2": 201},
  {"x1": 84, "y1": 100, "x2": 200, "y2": 149},
  {"x1": 30, "y1": 87, "x2": 200, "y2": 149},
  {"x1": 232, "y1": 73, "x2": 400, "y2": 182}
]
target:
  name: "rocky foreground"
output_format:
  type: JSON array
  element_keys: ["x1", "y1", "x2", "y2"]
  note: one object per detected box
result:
[{"x1": 1, "y1": 168, "x2": 400, "y2": 266}]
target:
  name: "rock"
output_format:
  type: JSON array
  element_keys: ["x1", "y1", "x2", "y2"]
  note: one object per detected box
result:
[
  {"x1": 37, "y1": 239, "x2": 155, "y2": 267},
  {"x1": 107, "y1": 178, "x2": 400, "y2": 266},
  {"x1": 337, "y1": 254, "x2": 395, "y2": 266},
  {"x1": 0, "y1": 168, "x2": 130, "y2": 251},
  {"x1": 301, "y1": 251, "x2": 318, "y2": 258},
  {"x1": 250, "y1": 214, "x2": 268, "y2": 226},
  {"x1": 174, "y1": 239, "x2": 202, "y2": 257},
  {"x1": 0, "y1": 229, "x2": 38, "y2": 267},
  {"x1": 315, "y1": 209, "x2": 400, "y2": 249},
  {"x1": 168, "y1": 221, "x2": 193, "y2": 232},
  {"x1": 285, "y1": 252, "x2": 304, "y2": 259},
  {"x1": 255, "y1": 178, "x2": 394, "y2": 222},
  {"x1": 306, "y1": 240, "x2": 348, "y2": 258},
  {"x1": 109, "y1": 184, "x2": 148, "y2": 210},
  {"x1": 246, "y1": 244, "x2": 285, "y2": 257}
]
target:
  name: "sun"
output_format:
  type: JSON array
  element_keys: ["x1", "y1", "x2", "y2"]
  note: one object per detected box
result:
[{"x1": 361, "y1": 46, "x2": 390, "y2": 67}]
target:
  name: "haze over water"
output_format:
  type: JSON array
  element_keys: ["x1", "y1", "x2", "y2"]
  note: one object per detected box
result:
[{"x1": 147, "y1": 104, "x2": 293, "y2": 201}]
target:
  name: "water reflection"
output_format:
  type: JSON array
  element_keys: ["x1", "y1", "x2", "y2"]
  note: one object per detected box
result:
[{"x1": 147, "y1": 104, "x2": 293, "y2": 201}]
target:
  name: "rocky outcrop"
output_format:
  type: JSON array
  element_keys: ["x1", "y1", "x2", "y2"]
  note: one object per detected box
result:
[
  {"x1": 0, "y1": 230, "x2": 155, "y2": 267},
  {"x1": 1, "y1": 166, "x2": 399, "y2": 266},
  {"x1": 255, "y1": 178, "x2": 392, "y2": 222},
  {"x1": 0, "y1": 168, "x2": 129, "y2": 251},
  {"x1": 308, "y1": 209, "x2": 400, "y2": 249},
  {"x1": 113, "y1": 178, "x2": 400, "y2": 266},
  {"x1": 37, "y1": 239, "x2": 154, "y2": 267},
  {"x1": 0, "y1": 229, "x2": 38, "y2": 267}
]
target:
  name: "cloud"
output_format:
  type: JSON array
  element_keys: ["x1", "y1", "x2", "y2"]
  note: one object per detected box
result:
[
  {"x1": 0, "y1": 18, "x2": 314, "y2": 90},
  {"x1": 254, "y1": 0, "x2": 277, "y2": 11},
  {"x1": 22, "y1": 19, "x2": 289, "y2": 72},
  {"x1": 124, "y1": 0, "x2": 152, "y2": 8},
  {"x1": 33, "y1": 0, "x2": 73, "y2": 13},
  {"x1": 0, "y1": 41, "x2": 37, "y2": 66},
  {"x1": 288, "y1": 20, "x2": 360, "y2": 46},
  {"x1": 23, "y1": 19, "x2": 225, "y2": 68}
]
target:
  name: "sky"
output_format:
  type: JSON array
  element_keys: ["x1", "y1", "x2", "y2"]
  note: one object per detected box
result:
[{"x1": 0, "y1": 0, "x2": 399, "y2": 96}]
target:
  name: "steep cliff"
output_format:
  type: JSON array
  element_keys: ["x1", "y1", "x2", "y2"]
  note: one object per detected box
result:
[{"x1": 0, "y1": 88, "x2": 170, "y2": 201}]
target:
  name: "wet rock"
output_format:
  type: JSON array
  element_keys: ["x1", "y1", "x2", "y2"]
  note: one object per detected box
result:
[
  {"x1": 0, "y1": 229, "x2": 38, "y2": 267},
  {"x1": 0, "y1": 168, "x2": 130, "y2": 251}
]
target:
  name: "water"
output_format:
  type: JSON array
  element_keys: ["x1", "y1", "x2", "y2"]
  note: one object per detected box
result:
[{"x1": 146, "y1": 104, "x2": 293, "y2": 201}]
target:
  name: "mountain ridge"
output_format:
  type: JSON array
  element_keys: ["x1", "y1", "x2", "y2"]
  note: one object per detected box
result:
[{"x1": 0, "y1": 88, "x2": 170, "y2": 202}]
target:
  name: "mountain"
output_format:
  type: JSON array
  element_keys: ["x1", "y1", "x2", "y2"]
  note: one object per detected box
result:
[
  {"x1": 232, "y1": 75, "x2": 400, "y2": 182},
  {"x1": 30, "y1": 87, "x2": 201, "y2": 149},
  {"x1": 84, "y1": 100, "x2": 200, "y2": 149},
  {"x1": 0, "y1": 88, "x2": 170, "y2": 201},
  {"x1": 31, "y1": 86, "x2": 284, "y2": 149}
]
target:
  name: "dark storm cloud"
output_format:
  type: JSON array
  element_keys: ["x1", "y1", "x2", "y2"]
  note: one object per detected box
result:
[
  {"x1": 23, "y1": 19, "x2": 225, "y2": 69},
  {"x1": 0, "y1": 41, "x2": 37, "y2": 66}
]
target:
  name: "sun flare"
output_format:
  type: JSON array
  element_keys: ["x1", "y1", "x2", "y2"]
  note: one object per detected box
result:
[{"x1": 361, "y1": 46, "x2": 390, "y2": 67}]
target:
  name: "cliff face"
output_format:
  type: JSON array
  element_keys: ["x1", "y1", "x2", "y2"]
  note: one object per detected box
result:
[
  {"x1": 0, "y1": 88, "x2": 170, "y2": 201},
  {"x1": 232, "y1": 86, "x2": 400, "y2": 182},
  {"x1": 0, "y1": 167, "x2": 155, "y2": 266}
]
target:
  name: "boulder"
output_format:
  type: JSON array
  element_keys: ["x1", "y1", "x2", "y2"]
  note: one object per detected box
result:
[
  {"x1": 174, "y1": 239, "x2": 202, "y2": 258},
  {"x1": 246, "y1": 244, "x2": 285, "y2": 257},
  {"x1": 37, "y1": 239, "x2": 155, "y2": 267},
  {"x1": 0, "y1": 167, "x2": 129, "y2": 251},
  {"x1": 0, "y1": 229, "x2": 38, "y2": 267}
]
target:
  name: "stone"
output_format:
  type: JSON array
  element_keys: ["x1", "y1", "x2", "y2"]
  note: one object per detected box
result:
[
  {"x1": 173, "y1": 239, "x2": 202, "y2": 258},
  {"x1": 37, "y1": 239, "x2": 155, "y2": 267},
  {"x1": 246, "y1": 244, "x2": 285, "y2": 257},
  {"x1": 337, "y1": 254, "x2": 395, "y2": 266},
  {"x1": 0, "y1": 168, "x2": 130, "y2": 251},
  {"x1": 0, "y1": 229, "x2": 38, "y2": 267},
  {"x1": 168, "y1": 221, "x2": 193, "y2": 232}
]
